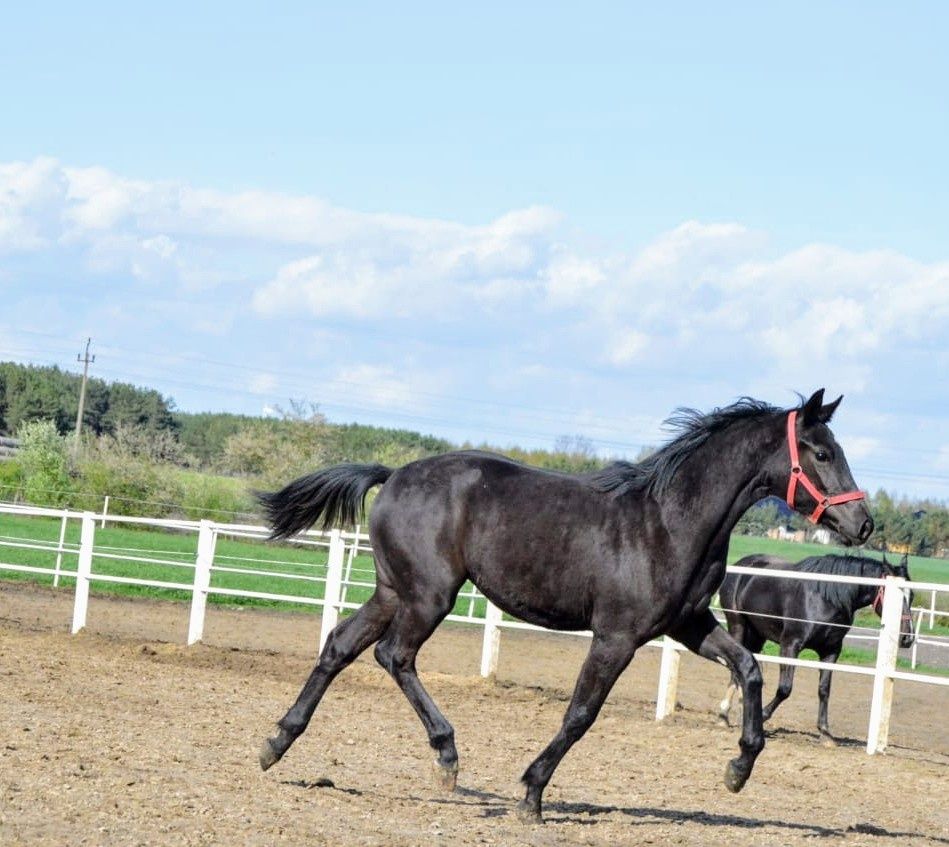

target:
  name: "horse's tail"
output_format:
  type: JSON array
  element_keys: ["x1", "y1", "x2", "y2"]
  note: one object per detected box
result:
[{"x1": 256, "y1": 463, "x2": 393, "y2": 540}]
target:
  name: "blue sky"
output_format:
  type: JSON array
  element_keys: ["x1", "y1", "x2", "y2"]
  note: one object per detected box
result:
[{"x1": 1, "y1": 2, "x2": 948, "y2": 500}]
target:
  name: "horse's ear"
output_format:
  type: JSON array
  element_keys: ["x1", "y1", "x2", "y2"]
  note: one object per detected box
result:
[
  {"x1": 819, "y1": 394, "x2": 843, "y2": 423},
  {"x1": 801, "y1": 389, "x2": 826, "y2": 425}
]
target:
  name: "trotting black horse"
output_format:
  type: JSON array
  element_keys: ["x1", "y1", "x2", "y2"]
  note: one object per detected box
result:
[
  {"x1": 717, "y1": 552, "x2": 915, "y2": 744},
  {"x1": 256, "y1": 389, "x2": 872, "y2": 822}
]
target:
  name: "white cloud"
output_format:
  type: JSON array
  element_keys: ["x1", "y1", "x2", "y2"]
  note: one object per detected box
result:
[
  {"x1": 249, "y1": 373, "x2": 278, "y2": 394},
  {"x1": 606, "y1": 330, "x2": 649, "y2": 366},
  {"x1": 3, "y1": 155, "x2": 949, "y2": 415},
  {"x1": 936, "y1": 446, "x2": 949, "y2": 472},
  {"x1": 332, "y1": 363, "x2": 441, "y2": 410},
  {"x1": 840, "y1": 436, "x2": 881, "y2": 462}
]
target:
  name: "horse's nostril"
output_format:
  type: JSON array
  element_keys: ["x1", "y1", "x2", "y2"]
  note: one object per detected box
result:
[{"x1": 858, "y1": 518, "x2": 874, "y2": 542}]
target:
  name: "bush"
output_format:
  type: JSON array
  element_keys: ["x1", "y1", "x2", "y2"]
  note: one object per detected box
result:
[
  {"x1": 0, "y1": 458, "x2": 23, "y2": 500},
  {"x1": 178, "y1": 472, "x2": 254, "y2": 521},
  {"x1": 17, "y1": 419, "x2": 75, "y2": 506}
]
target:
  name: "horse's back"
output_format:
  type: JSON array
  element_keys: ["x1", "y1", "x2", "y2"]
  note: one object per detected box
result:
[
  {"x1": 368, "y1": 449, "x2": 639, "y2": 630},
  {"x1": 721, "y1": 554, "x2": 790, "y2": 604}
]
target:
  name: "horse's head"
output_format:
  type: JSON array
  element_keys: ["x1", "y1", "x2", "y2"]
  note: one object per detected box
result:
[
  {"x1": 779, "y1": 389, "x2": 874, "y2": 545},
  {"x1": 881, "y1": 552, "x2": 916, "y2": 648}
]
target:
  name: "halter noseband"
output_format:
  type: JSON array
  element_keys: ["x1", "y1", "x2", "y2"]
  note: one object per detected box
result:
[{"x1": 786, "y1": 410, "x2": 866, "y2": 524}]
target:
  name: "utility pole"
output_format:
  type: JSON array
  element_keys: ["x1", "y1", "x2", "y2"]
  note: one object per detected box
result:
[{"x1": 74, "y1": 338, "x2": 95, "y2": 442}]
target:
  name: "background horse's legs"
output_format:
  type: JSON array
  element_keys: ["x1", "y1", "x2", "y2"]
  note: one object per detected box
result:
[
  {"x1": 260, "y1": 587, "x2": 398, "y2": 771},
  {"x1": 373, "y1": 586, "x2": 463, "y2": 791},
  {"x1": 716, "y1": 617, "x2": 762, "y2": 726},
  {"x1": 761, "y1": 639, "x2": 802, "y2": 722},
  {"x1": 671, "y1": 610, "x2": 764, "y2": 794},
  {"x1": 816, "y1": 650, "x2": 840, "y2": 746},
  {"x1": 518, "y1": 630, "x2": 638, "y2": 824}
]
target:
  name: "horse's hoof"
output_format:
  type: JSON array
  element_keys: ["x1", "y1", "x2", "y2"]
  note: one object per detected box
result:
[
  {"x1": 724, "y1": 759, "x2": 748, "y2": 793},
  {"x1": 515, "y1": 799, "x2": 543, "y2": 825},
  {"x1": 819, "y1": 733, "x2": 837, "y2": 748},
  {"x1": 259, "y1": 737, "x2": 282, "y2": 772},
  {"x1": 432, "y1": 759, "x2": 458, "y2": 793}
]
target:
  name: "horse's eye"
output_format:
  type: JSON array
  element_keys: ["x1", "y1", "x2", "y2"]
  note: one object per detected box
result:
[{"x1": 815, "y1": 449, "x2": 830, "y2": 462}]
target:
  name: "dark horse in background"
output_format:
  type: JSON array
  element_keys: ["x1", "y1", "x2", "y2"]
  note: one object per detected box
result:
[
  {"x1": 256, "y1": 389, "x2": 872, "y2": 822},
  {"x1": 717, "y1": 552, "x2": 915, "y2": 745}
]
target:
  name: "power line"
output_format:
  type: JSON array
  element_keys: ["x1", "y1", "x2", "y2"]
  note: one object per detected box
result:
[
  {"x1": 3, "y1": 334, "x2": 949, "y2": 491},
  {"x1": 3, "y1": 329, "x2": 948, "y2": 457}
]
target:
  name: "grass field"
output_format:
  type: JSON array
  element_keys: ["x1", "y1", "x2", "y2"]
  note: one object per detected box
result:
[{"x1": 1, "y1": 510, "x2": 947, "y2": 671}]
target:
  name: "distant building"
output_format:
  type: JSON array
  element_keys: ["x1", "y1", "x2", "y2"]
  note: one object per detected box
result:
[
  {"x1": 810, "y1": 528, "x2": 832, "y2": 545},
  {"x1": 766, "y1": 525, "x2": 806, "y2": 543}
]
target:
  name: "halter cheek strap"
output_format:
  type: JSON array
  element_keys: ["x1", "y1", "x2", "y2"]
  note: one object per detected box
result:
[
  {"x1": 871, "y1": 582, "x2": 913, "y2": 631},
  {"x1": 786, "y1": 410, "x2": 866, "y2": 524}
]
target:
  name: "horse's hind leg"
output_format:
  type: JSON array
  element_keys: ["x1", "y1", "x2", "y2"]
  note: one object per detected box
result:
[
  {"x1": 260, "y1": 587, "x2": 398, "y2": 771},
  {"x1": 373, "y1": 587, "x2": 463, "y2": 792}
]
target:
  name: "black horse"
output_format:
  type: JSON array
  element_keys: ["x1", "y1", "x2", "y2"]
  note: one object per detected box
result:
[
  {"x1": 717, "y1": 552, "x2": 915, "y2": 744},
  {"x1": 256, "y1": 389, "x2": 872, "y2": 822}
]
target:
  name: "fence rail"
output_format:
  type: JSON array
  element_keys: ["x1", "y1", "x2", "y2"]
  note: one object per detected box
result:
[{"x1": 1, "y1": 502, "x2": 947, "y2": 758}]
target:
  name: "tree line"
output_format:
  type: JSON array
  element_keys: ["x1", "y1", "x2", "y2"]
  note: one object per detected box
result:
[
  {"x1": 0, "y1": 361, "x2": 946, "y2": 555},
  {"x1": 0, "y1": 362, "x2": 176, "y2": 437}
]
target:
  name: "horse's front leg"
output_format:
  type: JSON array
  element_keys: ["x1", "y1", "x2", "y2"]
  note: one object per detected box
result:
[
  {"x1": 816, "y1": 650, "x2": 840, "y2": 746},
  {"x1": 517, "y1": 630, "x2": 638, "y2": 824},
  {"x1": 670, "y1": 610, "x2": 764, "y2": 793}
]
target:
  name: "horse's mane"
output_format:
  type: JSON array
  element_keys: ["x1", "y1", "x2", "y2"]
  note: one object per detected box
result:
[
  {"x1": 588, "y1": 397, "x2": 781, "y2": 499},
  {"x1": 792, "y1": 554, "x2": 882, "y2": 608}
]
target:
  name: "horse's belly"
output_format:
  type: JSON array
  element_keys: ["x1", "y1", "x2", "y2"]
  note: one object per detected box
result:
[{"x1": 470, "y1": 568, "x2": 590, "y2": 631}]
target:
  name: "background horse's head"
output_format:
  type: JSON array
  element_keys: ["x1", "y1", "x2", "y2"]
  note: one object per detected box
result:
[
  {"x1": 780, "y1": 388, "x2": 874, "y2": 545},
  {"x1": 882, "y1": 552, "x2": 916, "y2": 648}
]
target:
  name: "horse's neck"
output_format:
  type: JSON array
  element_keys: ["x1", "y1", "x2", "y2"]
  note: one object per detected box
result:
[
  {"x1": 663, "y1": 420, "x2": 780, "y2": 566},
  {"x1": 854, "y1": 567, "x2": 881, "y2": 612}
]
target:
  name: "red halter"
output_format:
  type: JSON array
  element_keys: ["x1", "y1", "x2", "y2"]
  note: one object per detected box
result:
[{"x1": 785, "y1": 410, "x2": 866, "y2": 524}]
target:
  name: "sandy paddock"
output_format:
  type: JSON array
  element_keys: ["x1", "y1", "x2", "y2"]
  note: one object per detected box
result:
[{"x1": 1, "y1": 582, "x2": 947, "y2": 846}]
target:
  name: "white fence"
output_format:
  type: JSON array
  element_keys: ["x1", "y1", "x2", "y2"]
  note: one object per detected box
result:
[{"x1": 1, "y1": 503, "x2": 947, "y2": 757}]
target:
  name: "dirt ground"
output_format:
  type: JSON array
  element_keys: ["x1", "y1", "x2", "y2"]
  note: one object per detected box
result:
[{"x1": 1, "y1": 582, "x2": 947, "y2": 847}]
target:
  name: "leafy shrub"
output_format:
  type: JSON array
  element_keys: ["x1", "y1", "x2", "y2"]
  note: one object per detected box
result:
[
  {"x1": 17, "y1": 419, "x2": 75, "y2": 506},
  {"x1": 178, "y1": 472, "x2": 254, "y2": 521}
]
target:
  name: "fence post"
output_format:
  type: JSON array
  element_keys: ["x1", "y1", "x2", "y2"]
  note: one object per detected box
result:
[
  {"x1": 866, "y1": 576, "x2": 903, "y2": 754},
  {"x1": 53, "y1": 512, "x2": 68, "y2": 587},
  {"x1": 342, "y1": 527, "x2": 359, "y2": 606},
  {"x1": 188, "y1": 520, "x2": 216, "y2": 646},
  {"x1": 655, "y1": 636, "x2": 682, "y2": 720},
  {"x1": 319, "y1": 529, "x2": 345, "y2": 654},
  {"x1": 71, "y1": 513, "x2": 96, "y2": 634},
  {"x1": 480, "y1": 601, "x2": 503, "y2": 678},
  {"x1": 100, "y1": 495, "x2": 110, "y2": 529},
  {"x1": 910, "y1": 610, "x2": 923, "y2": 670}
]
